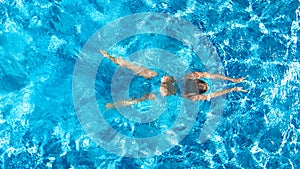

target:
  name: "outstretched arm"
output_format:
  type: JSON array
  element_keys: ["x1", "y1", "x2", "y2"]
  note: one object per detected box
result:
[
  {"x1": 186, "y1": 87, "x2": 247, "y2": 101},
  {"x1": 184, "y1": 72, "x2": 246, "y2": 83},
  {"x1": 98, "y1": 50, "x2": 158, "y2": 79},
  {"x1": 105, "y1": 93, "x2": 156, "y2": 109}
]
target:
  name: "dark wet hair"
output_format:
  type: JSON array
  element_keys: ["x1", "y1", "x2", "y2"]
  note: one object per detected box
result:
[{"x1": 184, "y1": 79, "x2": 208, "y2": 95}]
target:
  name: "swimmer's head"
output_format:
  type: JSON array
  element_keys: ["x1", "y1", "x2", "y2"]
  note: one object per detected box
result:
[
  {"x1": 185, "y1": 79, "x2": 209, "y2": 95},
  {"x1": 195, "y1": 79, "x2": 209, "y2": 94}
]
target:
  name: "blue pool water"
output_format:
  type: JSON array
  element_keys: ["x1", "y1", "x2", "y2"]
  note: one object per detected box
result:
[{"x1": 0, "y1": 0, "x2": 299, "y2": 168}]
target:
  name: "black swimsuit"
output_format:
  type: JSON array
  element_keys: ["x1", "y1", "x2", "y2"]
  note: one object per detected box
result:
[{"x1": 183, "y1": 79, "x2": 200, "y2": 95}]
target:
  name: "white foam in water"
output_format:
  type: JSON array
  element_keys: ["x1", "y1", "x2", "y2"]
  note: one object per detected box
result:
[
  {"x1": 0, "y1": 131, "x2": 10, "y2": 149},
  {"x1": 4, "y1": 19, "x2": 20, "y2": 33},
  {"x1": 47, "y1": 35, "x2": 66, "y2": 52},
  {"x1": 290, "y1": 7, "x2": 300, "y2": 54},
  {"x1": 144, "y1": 0, "x2": 157, "y2": 8},
  {"x1": 1, "y1": 82, "x2": 35, "y2": 123},
  {"x1": 281, "y1": 62, "x2": 300, "y2": 86},
  {"x1": 53, "y1": 125, "x2": 64, "y2": 138},
  {"x1": 85, "y1": 5, "x2": 107, "y2": 22},
  {"x1": 259, "y1": 23, "x2": 269, "y2": 34},
  {"x1": 262, "y1": 61, "x2": 299, "y2": 107}
]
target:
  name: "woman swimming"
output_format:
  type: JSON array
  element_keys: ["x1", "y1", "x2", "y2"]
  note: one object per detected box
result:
[{"x1": 99, "y1": 50, "x2": 247, "y2": 109}]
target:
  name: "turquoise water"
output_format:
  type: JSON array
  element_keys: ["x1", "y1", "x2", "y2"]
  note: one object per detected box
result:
[{"x1": 1, "y1": 0, "x2": 300, "y2": 168}]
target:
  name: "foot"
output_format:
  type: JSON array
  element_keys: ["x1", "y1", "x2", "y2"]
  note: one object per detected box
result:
[
  {"x1": 105, "y1": 103, "x2": 115, "y2": 109},
  {"x1": 98, "y1": 50, "x2": 117, "y2": 62}
]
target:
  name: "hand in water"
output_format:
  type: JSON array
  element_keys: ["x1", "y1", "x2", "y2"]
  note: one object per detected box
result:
[
  {"x1": 234, "y1": 87, "x2": 247, "y2": 93},
  {"x1": 233, "y1": 77, "x2": 247, "y2": 83},
  {"x1": 146, "y1": 93, "x2": 156, "y2": 100}
]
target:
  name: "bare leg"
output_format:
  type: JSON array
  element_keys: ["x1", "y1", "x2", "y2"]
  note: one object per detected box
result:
[
  {"x1": 105, "y1": 93, "x2": 156, "y2": 109},
  {"x1": 98, "y1": 50, "x2": 158, "y2": 79},
  {"x1": 185, "y1": 87, "x2": 247, "y2": 101},
  {"x1": 184, "y1": 72, "x2": 246, "y2": 83}
]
